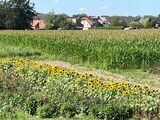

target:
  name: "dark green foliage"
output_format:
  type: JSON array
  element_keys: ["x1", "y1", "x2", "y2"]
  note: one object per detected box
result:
[
  {"x1": 129, "y1": 22, "x2": 143, "y2": 29},
  {"x1": 0, "y1": 3, "x2": 6, "y2": 29},
  {"x1": 60, "y1": 103, "x2": 78, "y2": 118},
  {"x1": 0, "y1": 0, "x2": 35, "y2": 29},
  {"x1": 45, "y1": 12, "x2": 76, "y2": 30},
  {"x1": 37, "y1": 104, "x2": 60, "y2": 118},
  {"x1": 110, "y1": 16, "x2": 128, "y2": 27},
  {"x1": 91, "y1": 101, "x2": 133, "y2": 120}
]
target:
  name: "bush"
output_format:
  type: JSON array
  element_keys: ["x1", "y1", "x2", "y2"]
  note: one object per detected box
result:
[
  {"x1": 91, "y1": 100, "x2": 133, "y2": 120},
  {"x1": 60, "y1": 103, "x2": 78, "y2": 118},
  {"x1": 37, "y1": 104, "x2": 60, "y2": 118},
  {"x1": 0, "y1": 109, "x2": 37, "y2": 120},
  {"x1": 129, "y1": 22, "x2": 143, "y2": 29}
]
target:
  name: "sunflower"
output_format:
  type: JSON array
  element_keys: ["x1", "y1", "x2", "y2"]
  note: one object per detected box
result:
[
  {"x1": 152, "y1": 89, "x2": 158, "y2": 93},
  {"x1": 109, "y1": 85, "x2": 115, "y2": 90},
  {"x1": 89, "y1": 85, "x2": 95, "y2": 90},
  {"x1": 143, "y1": 86, "x2": 149, "y2": 91},
  {"x1": 134, "y1": 84, "x2": 138, "y2": 88},
  {"x1": 122, "y1": 91, "x2": 130, "y2": 96},
  {"x1": 2, "y1": 58, "x2": 10, "y2": 64},
  {"x1": 75, "y1": 79, "x2": 81, "y2": 84}
]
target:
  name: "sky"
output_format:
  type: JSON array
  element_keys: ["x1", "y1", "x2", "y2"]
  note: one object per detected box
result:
[{"x1": 31, "y1": 0, "x2": 160, "y2": 16}]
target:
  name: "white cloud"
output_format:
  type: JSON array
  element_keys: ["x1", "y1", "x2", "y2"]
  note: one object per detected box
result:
[{"x1": 79, "y1": 7, "x2": 86, "y2": 12}]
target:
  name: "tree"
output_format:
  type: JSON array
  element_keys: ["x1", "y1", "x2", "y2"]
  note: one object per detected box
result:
[
  {"x1": 150, "y1": 15, "x2": 160, "y2": 28},
  {"x1": 9, "y1": 0, "x2": 36, "y2": 29},
  {"x1": 0, "y1": 0, "x2": 36, "y2": 29},
  {"x1": 110, "y1": 16, "x2": 126, "y2": 27},
  {"x1": 64, "y1": 21, "x2": 76, "y2": 30},
  {"x1": 133, "y1": 16, "x2": 141, "y2": 22},
  {"x1": 150, "y1": 17, "x2": 157, "y2": 28},
  {"x1": 72, "y1": 13, "x2": 87, "y2": 26},
  {"x1": 0, "y1": 3, "x2": 6, "y2": 29},
  {"x1": 129, "y1": 21, "x2": 143, "y2": 29},
  {"x1": 143, "y1": 20, "x2": 151, "y2": 28},
  {"x1": 45, "y1": 12, "x2": 68, "y2": 29},
  {"x1": 45, "y1": 12, "x2": 76, "y2": 30}
]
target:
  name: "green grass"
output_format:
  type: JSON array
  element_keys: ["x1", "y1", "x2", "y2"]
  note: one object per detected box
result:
[
  {"x1": 0, "y1": 111, "x2": 96, "y2": 120},
  {"x1": 0, "y1": 43, "x2": 42, "y2": 58},
  {"x1": 109, "y1": 69, "x2": 160, "y2": 87}
]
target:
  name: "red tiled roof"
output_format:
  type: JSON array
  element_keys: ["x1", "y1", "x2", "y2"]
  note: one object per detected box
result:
[
  {"x1": 32, "y1": 20, "x2": 45, "y2": 27},
  {"x1": 82, "y1": 17, "x2": 93, "y2": 26}
]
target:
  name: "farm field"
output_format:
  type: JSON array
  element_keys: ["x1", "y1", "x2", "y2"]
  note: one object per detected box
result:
[{"x1": 0, "y1": 30, "x2": 160, "y2": 120}]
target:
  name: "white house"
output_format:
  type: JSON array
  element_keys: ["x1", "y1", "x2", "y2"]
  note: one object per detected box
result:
[
  {"x1": 67, "y1": 17, "x2": 77, "y2": 24},
  {"x1": 81, "y1": 16, "x2": 111, "y2": 30},
  {"x1": 99, "y1": 16, "x2": 110, "y2": 26},
  {"x1": 81, "y1": 17, "x2": 93, "y2": 30}
]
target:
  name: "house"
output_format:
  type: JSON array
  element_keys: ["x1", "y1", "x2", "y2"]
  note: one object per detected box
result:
[
  {"x1": 81, "y1": 16, "x2": 111, "y2": 30},
  {"x1": 67, "y1": 17, "x2": 77, "y2": 24},
  {"x1": 98, "y1": 16, "x2": 110, "y2": 26},
  {"x1": 81, "y1": 17, "x2": 94, "y2": 30},
  {"x1": 81, "y1": 16, "x2": 104, "y2": 30},
  {"x1": 139, "y1": 16, "x2": 152, "y2": 23},
  {"x1": 31, "y1": 19, "x2": 46, "y2": 30},
  {"x1": 139, "y1": 16, "x2": 152, "y2": 28}
]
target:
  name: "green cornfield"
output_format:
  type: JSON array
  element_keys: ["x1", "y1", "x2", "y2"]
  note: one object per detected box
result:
[{"x1": 0, "y1": 29, "x2": 160, "y2": 69}]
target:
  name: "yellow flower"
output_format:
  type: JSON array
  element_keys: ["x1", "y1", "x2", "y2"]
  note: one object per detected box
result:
[
  {"x1": 152, "y1": 89, "x2": 158, "y2": 93},
  {"x1": 109, "y1": 85, "x2": 115, "y2": 90},
  {"x1": 91, "y1": 85, "x2": 95, "y2": 89},
  {"x1": 122, "y1": 91, "x2": 130, "y2": 96},
  {"x1": 75, "y1": 79, "x2": 81, "y2": 84},
  {"x1": 143, "y1": 86, "x2": 149, "y2": 91},
  {"x1": 117, "y1": 86, "x2": 122, "y2": 90},
  {"x1": 88, "y1": 85, "x2": 95, "y2": 90},
  {"x1": 16, "y1": 66, "x2": 23, "y2": 71},
  {"x1": 2, "y1": 58, "x2": 10, "y2": 64},
  {"x1": 88, "y1": 82, "x2": 92, "y2": 86}
]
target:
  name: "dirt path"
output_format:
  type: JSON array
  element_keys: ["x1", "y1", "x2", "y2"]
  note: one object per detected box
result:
[
  {"x1": 37, "y1": 60, "x2": 126, "y2": 81},
  {"x1": 37, "y1": 60, "x2": 160, "y2": 90}
]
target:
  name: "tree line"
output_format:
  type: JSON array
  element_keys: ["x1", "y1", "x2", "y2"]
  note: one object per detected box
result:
[
  {"x1": 44, "y1": 12, "x2": 87, "y2": 30},
  {"x1": 45, "y1": 13, "x2": 160, "y2": 30},
  {"x1": 108, "y1": 15, "x2": 160, "y2": 29}
]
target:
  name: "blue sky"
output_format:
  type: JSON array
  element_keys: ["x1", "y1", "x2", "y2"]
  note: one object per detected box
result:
[{"x1": 31, "y1": 0, "x2": 160, "y2": 16}]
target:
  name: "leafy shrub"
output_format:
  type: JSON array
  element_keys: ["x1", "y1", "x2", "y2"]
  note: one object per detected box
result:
[
  {"x1": 37, "y1": 104, "x2": 60, "y2": 118},
  {"x1": 26, "y1": 98, "x2": 39, "y2": 116},
  {"x1": 60, "y1": 102, "x2": 78, "y2": 118},
  {"x1": 0, "y1": 109, "x2": 37, "y2": 120},
  {"x1": 91, "y1": 100, "x2": 133, "y2": 120}
]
